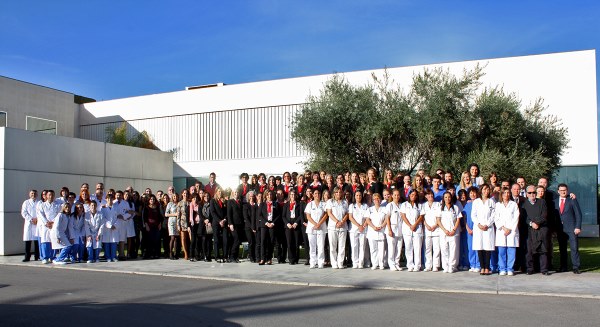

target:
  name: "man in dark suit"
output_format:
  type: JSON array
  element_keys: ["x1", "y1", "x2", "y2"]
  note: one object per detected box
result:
[
  {"x1": 511, "y1": 183, "x2": 527, "y2": 272},
  {"x1": 555, "y1": 183, "x2": 583, "y2": 274}
]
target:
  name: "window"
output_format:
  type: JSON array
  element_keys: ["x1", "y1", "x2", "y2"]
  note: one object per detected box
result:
[
  {"x1": 0, "y1": 111, "x2": 6, "y2": 127},
  {"x1": 26, "y1": 116, "x2": 57, "y2": 134}
]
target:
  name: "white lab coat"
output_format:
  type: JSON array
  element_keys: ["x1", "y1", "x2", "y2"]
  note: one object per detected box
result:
[
  {"x1": 85, "y1": 211, "x2": 104, "y2": 249},
  {"x1": 494, "y1": 201, "x2": 520, "y2": 247},
  {"x1": 385, "y1": 202, "x2": 403, "y2": 236},
  {"x1": 101, "y1": 205, "x2": 119, "y2": 243},
  {"x1": 348, "y1": 203, "x2": 369, "y2": 234},
  {"x1": 326, "y1": 199, "x2": 348, "y2": 232},
  {"x1": 21, "y1": 199, "x2": 39, "y2": 241},
  {"x1": 304, "y1": 201, "x2": 327, "y2": 235},
  {"x1": 113, "y1": 200, "x2": 132, "y2": 241},
  {"x1": 471, "y1": 198, "x2": 496, "y2": 251},
  {"x1": 37, "y1": 200, "x2": 61, "y2": 243},
  {"x1": 70, "y1": 213, "x2": 86, "y2": 245},
  {"x1": 367, "y1": 206, "x2": 387, "y2": 241},
  {"x1": 400, "y1": 202, "x2": 423, "y2": 236},
  {"x1": 51, "y1": 213, "x2": 74, "y2": 249},
  {"x1": 422, "y1": 201, "x2": 441, "y2": 237}
]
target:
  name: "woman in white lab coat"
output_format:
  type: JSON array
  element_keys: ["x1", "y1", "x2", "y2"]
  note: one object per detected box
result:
[
  {"x1": 304, "y1": 189, "x2": 328, "y2": 268},
  {"x1": 494, "y1": 188, "x2": 520, "y2": 276},
  {"x1": 84, "y1": 200, "x2": 104, "y2": 263},
  {"x1": 401, "y1": 190, "x2": 424, "y2": 272},
  {"x1": 348, "y1": 191, "x2": 368, "y2": 269},
  {"x1": 326, "y1": 187, "x2": 349, "y2": 269},
  {"x1": 471, "y1": 184, "x2": 496, "y2": 275},
  {"x1": 21, "y1": 189, "x2": 40, "y2": 262},
  {"x1": 70, "y1": 203, "x2": 86, "y2": 263},
  {"x1": 422, "y1": 189, "x2": 441, "y2": 271},
  {"x1": 366, "y1": 193, "x2": 387, "y2": 270},
  {"x1": 437, "y1": 192, "x2": 462, "y2": 273},
  {"x1": 385, "y1": 189, "x2": 403, "y2": 271},
  {"x1": 101, "y1": 192, "x2": 119, "y2": 262},
  {"x1": 51, "y1": 203, "x2": 74, "y2": 264}
]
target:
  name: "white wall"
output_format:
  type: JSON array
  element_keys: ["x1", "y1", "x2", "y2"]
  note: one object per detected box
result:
[
  {"x1": 0, "y1": 127, "x2": 173, "y2": 255},
  {"x1": 0, "y1": 76, "x2": 79, "y2": 137},
  {"x1": 81, "y1": 50, "x2": 598, "y2": 167}
]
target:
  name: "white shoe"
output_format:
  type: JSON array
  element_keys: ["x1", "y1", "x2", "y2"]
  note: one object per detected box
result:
[
  {"x1": 352, "y1": 266, "x2": 358, "y2": 269},
  {"x1": 407, "y1": 267, "x2": 413, "y2": 272},
  {"x1": 424, "y1": 267, "x2": 431, "y2": 272},
  {"x1": 473, "y1": 268, "x2": 481, "y2": 273},
  {"x1": 413, "y1": 267, "x2": 420, "y2": 272},
  {"x1": 432, "y1": 267, "x2": 439, "y2": 272},
  {"x1": 358, "y1": 265, "x2": 364, "y2": 269},
  {"x1": 318, "y1": 265, "x2": 324, "y2": 269},
  {"x1": 390, "y1": 265, "x2": 399, "y2": 271},
  {"x1": 507, "y1": 271, "x2": 514, "y2": 276},
  {"x1": 499, "y1": 271, "x2": 507, "y2": 276},
  {"x1": 53, "y1": 260, "x2": 67, "y2": 265},
  {"x1": 310, "y1": 265, "x2": 317, "y2": 269},
  {"x1": 95, "y1": 260, "x2": 100, "y2": 263},
  {"x1": 371, "y1": 266, "x2": 377, "y2": 270},
  {"x1": 379, "y1": 266, "x2": 385, "y2": 270},
  {"x1": 113, "y1": 258, "x2": 119, "y2": 262},
  {"x1": 86, "y1": 260, "x2": 93, "y2": 264}
]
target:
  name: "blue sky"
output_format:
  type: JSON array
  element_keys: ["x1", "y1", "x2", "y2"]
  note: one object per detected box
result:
[{"x1": 1, "y1": 1, "x2": 599, "y2": 101}]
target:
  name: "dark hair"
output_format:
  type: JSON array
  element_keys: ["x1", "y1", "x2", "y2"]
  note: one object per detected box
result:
[{"x1": 557, "y1": 183, "x2": 568, "y2": 189}]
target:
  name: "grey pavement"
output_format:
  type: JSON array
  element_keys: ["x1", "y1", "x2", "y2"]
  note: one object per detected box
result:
[{"x1": 1, "y1": 255, "x2": 598, "y2": 299}]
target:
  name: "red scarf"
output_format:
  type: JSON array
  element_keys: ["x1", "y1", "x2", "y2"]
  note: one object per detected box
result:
[
  {"x1": 267, "y1": 202, "x2": 272, "y2": 213},
  {"x1": 259, "y1": 184, "x2": 266, "y2": 193},
  {"x1": 243, "y1": 184, "x2": 247, "y2": 194},
  {"x1": 290, "y1": 202, "x2": 296, "y2": 211},
  {"x1": 218, "y1": 200, "x2": 223, "y2": 208},
  {"x1": 297, "y1": 185, "x2": 304, "y2": 194}
]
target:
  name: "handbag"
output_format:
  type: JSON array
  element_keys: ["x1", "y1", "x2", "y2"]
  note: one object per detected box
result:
[{"x1": 206, "y1": 225, "x2": 213, "y2": 235}]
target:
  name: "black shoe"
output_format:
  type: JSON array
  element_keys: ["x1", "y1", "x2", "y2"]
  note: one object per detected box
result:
[
  {"x1": 526, "y1": 271, "x2": 534, "y2": 275},
  {"x1": 542, "y1": 271, "x2": 550, "y2": 276},
  {"x1": 22, "y1": 258, "x2": 30, "y2": 262},
  {"x1": 573, "y1": 269, "x2": 581, "y2": 274},
  {"x1": 304, "y1": 261, "x2": 310, "y2": 265},
  {"x1": 559, "y1": 267, "x2": 568, "y2": 273}
]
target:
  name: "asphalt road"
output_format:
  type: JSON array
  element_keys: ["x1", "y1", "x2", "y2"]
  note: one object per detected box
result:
[{"x1": 1, "y1": 265, "x2": 599, "y2": 327}]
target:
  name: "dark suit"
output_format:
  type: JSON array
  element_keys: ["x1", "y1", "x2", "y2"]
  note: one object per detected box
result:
[
  {"x1": 242, "y1": 202, "x2": 256, "y2": 261},
  {"x1": 210, "y1": 198, "x2": 228, "y2": 260},
  {"x1": 555, "y1": 196, "x2": 582, "y2": 270},
  {"x1": 366, "y1": 181, "x2": 384, "y2": 196},
  {"x1": 258, "y1": 201, "x2": 281, "y2": 262},
  {"x1": 236, "y1": 184, "x2": 251, "y2": 202},
  {"x1": 227, "y1": 199, "x2": 244, "y2": 261},
  {"x1": 523, "y1": 198, "x2": 549, "y2": 273},
  {"x1": 282, "y1": 201, "x2": 304, "y2": 264},
  {"x1": 512, "y1": 195, "x2": 527, "y2": 271}
]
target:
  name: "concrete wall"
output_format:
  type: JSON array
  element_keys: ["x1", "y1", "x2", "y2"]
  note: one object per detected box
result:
[
  {"x1": 0, "y1": 76, "x2": 79, "y2": 137},
  {"x1": 0, "y1": 127, "x2": 173, "y2": 255}
]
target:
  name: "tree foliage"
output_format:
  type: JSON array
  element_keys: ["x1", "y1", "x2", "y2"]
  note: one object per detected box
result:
[
  {"x1": 105, "y1": 122, "x2": 157, "y2": 150},
  {"x1": 291, "y1": 66, "x2": 569, "y2": 183}
]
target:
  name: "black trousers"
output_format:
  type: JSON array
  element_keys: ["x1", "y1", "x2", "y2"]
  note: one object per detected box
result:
[
  {"x1": 260, "y1": 228, "x2": 276, "y2": 261},
  {"x1": 24, "y1": 240, "x2": 39, "y2": 260},
  {"x1": 229, "y1": 224, "x2": 244, "y2": 260},
  {"x1": 285, "y1": 227, "x2": 302, "y2": 263},
  {"x1": 202, "y1": 233, "x2": 213, "y2": 259},
  {"x1": 213, "y1": 226, "x2": 229, "y2": 260},
  {"x1": 478, "y1": 250, "x2": 492, "y2": 270},
  {"x1": 255, "y1": 230, "x2": 262, "y2": 261},
  {"x1": 557, "y1": 229, "x2": 580, "y2": 270},
  {"x1": 160, "y1": 228, "x2": 169, "y2": 257},
  {"x1": 190, "y1": 224, "x2": 201, "y2": 259},
  {"x1": 275, "y1": 226, "x2": 287, "y2": 263},
  {"x1": 301, "y1": 224, "x2": 310, "y2": 261},
  {"x1": 244, "y1": 227, "x2": 256, "y2": 261}
]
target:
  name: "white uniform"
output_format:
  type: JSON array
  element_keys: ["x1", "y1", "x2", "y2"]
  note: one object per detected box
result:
[
  {"x1": 367, "y1": 205, "x2": 387, "y2": 270},
  {"x1": 472, "y1": 198, "x2": 496, "y2": 251},
  {"x1": 21, "y1": 198, "x2": 39, "y2": 241},
  {"x1": 401, "y1": 201, "x2": 424, "y2": 271},
  {"x1": 438, "y1": 204, "x2": 462, "y2": 272},
  {"x1": 494, "y1": 201, "x2": 520, "y2": 247},
  {"x1": 37, "y1": 201, "x2": 61, "y2": 243},
  {"x1": 348, "y1": 202, "x2": 368, "y2": 268},
  {"x1": 304, "y1": 201, "x2": 327, "y2": 268},
  {"x1": 101, "y1": 205, "x2": 119, "y2": 243},
  {"x1": 85, "y1": 211, "x2": 104, "y2": 249},
  {"x1": 326, "y1": 199, "x2": 348, "y2": 269},
  {"x1": 385, "y1": 202, "x2": 403, "y2": 270},
  {"x1": 113, "y1": 200, "x2": 132, "y2": 242},
  {"x1": 422, "y1": 201, "x2": 441, "y2": 270}
]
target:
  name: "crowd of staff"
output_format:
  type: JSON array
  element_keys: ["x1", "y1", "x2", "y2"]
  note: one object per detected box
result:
[{"x1": 20, "y1": 165, "x2": 584, "y2": 275}]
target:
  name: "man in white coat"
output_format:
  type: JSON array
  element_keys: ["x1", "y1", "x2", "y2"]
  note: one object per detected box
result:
[
  {"x1": 36, "y1": 190, "x2": 61, "y2": 264},
  {"x1": 21, "y1": 190, "x2": 40, "y2": 262},
  {"x1": 113, "y1": 190, "x2": 132, "y2": 260}
]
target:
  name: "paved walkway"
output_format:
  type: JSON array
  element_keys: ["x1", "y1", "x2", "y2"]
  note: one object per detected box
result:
[{"x1": 1, "y1": 256, "x2": 598, "y2": 299}]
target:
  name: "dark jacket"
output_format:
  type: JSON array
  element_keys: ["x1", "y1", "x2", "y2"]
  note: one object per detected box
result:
[
  {"x1": 282, "y1": 201, "x2": 304, "y2": 228},
  {"x1": 227, "y1": 199, "x2": 243, "y2": 226}
]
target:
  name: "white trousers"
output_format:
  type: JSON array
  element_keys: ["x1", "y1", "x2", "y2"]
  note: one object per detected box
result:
[
  {"x1": 308, "y1": 232, "x2": 326, "y2": 267},
  {"x1": 424, "y1": 235, "x2": 441, "y2": 269},
  {"x1": 328, "y1": 230, "x2": 347, "y2": 268},
  {"x1": 386, "y1": 234, "x2": 403, "y2": 269},
  {"x1": 368, "y1": 239, "x2": 385, "y2": 269},
  {"x1": 404, "y1": 233, "x2": 423, "y2": 270},
  {"x1": 440, "y1": 234, "x2": 460, "y2": 272},
  {"x1": 349, "y1": 232, "x2": 366, "y2": 267}
]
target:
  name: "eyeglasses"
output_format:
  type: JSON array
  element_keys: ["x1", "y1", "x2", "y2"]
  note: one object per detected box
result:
[{"x1": 527, "y1": 192, "x2": 536, "y2": 194}]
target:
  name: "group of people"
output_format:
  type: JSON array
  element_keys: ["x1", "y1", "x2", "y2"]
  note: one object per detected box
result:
[{"x1": 20, "y1": 164, "x2": 584, "y2": 275}]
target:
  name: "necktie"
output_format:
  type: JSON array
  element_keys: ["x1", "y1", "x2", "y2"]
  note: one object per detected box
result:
[{"x1": 560, "y1": 198, "x2": 565, "y2": 214}]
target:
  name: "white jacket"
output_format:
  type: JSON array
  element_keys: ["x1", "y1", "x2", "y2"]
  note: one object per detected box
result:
[
  {"x1": 472, "y1": 198, "x2": 496, "y2": 251},
  {"x1": 85, "y1": 211, "x2": 104, "y2": 249},
  {"x1": 36, "y1": 200, "x2": 61, "y2": 243},
  {"x1": 21, "y1": 199, "x2": 39, "y2": 241},
  {"x1": 494, "y1": 201, "x2": 520, "y2": 247},
  {"x1": 51, "y1": 213, "x2": 74, "y2": 249}
]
